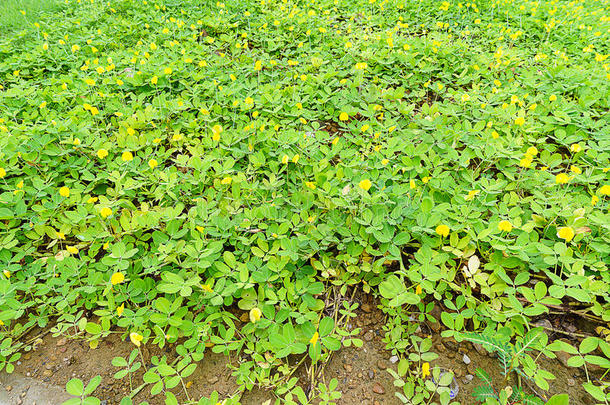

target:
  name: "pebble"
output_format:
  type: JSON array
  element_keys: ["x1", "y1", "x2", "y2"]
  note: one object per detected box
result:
[
  {"x1": 23, "y1": 353, "x2": 31, "y2": 360},
  {"x1": 368, "y1": 370, "x2": 375, "y2": 379},
  {"x1": 453, "y1": 368, "x2": 464, "y2": 378},
  {"x1": 556, "y1": 351, "x2": 571, "y2": 368},
  {"x1": 464, "y1": 374, "x2": 474, "y2": 384},
  {"x1": 389, "y1": 356, "x2": 399, "y2": 364},
  {"x1": 208, "y1": 376, "x2": 219, "y2": 384},
  {"x1": 372, "y1": 383, "x2": 385, "y2": 395},
  {"x1": 472, "y1": 343, "x2": 487, "y2": 356},
  {"x1": 344, "y1": 364, "x2": 353, "y2": 373},
  {"x1": 6, "y1": 385, "x2": 12, "y2": 392},
  {"x1": 458, "y1": 347, "x2": 469, "y2": 354},
  {"x1": 42, "y1": 369, "x2": 53, "y2": 377},
  {"x1": 364, "y1": 330, "x2": 374, "y2": 342},
  {"x1": 467, "y1": 364, "x2": 477, "y2": 375},
  {"x1": 462, "y1": 354, "x2": 471, "y2": 365},
  {"x1": 567, "y1": 378, "x2": 575, "y2": 387},
  {"x1": 357, "y1": 373, "x2": 363, "y2": 378},
  {"x1": 45, "y1": 363, "x2": 54, "y2": 370},
  {"x1": 56, "y1": 338, "x2": 67, "y2": 347},
  {"x1": 377, "y1": 360, "x2": 387, "y2": 370}
]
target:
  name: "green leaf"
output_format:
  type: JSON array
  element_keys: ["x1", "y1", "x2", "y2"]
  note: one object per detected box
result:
[{"x1": 66, "y1": 378, "x2": 84, "y2": 396}]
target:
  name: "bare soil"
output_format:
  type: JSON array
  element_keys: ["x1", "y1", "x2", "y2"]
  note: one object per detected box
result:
[{"x1": 2, "y1": 300, "x2": 594, "y2": 405}]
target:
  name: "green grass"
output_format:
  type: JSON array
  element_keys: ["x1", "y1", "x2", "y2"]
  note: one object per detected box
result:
[{"x1": 0, "y1": 0, "x2": 62, "y2": 31}]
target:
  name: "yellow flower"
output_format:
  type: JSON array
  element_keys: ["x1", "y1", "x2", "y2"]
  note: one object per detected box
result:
[
  {"x1": 599, "y1": 185, "x2": 610, "y2": 196},
  {"x1": 116, "y1": 303, "x2": 124, "y2": 317},
  {"x1": 281, "y1": 155, "x2": 289, "y2": 164},
  {"x1": 292, "y1": 154, "x2": 299, "y2": 163},
  {"x1": 422, "y1": 176, "x2": 430, "y2": 184},
  {"x1": 381, "y1": 159, "x2": 389, "y2": 165},
  {"x1": 172, "y1": 133, "x2": 183, "y2": 141},
  {"x1": 201, "y1": 284, "x2": 213, "y2": 293},
  {"x1": 570, "y1": 166, "x2": 581, "y2": 175},
  {"x1": 151, "y1": 76, "x2": 158, "y2": 85},
  {"x1": 519, "y1": 157, "x2": 533, "y2": 168},
  {"x1": 212, "y1": 124, "x2": 223, "y2": 141},
  {"x1": 164, "y1": 67, "x2": 172, "y2": 75},
  {"x1": 148, "y1": 159, "x2": 158, "y2": 169},
  {"x1": 410, "y1": 179, "x2": 416, "y2": 189},
  {"x1": 87, "y1": 196, "x2": 98, "y2": 204},
  {"x1": 435, "y1": 224, "x2": 450, "y2": 237},
  {"x1": 526, "y1": 146, "x2": 538, "y2": 156},
  {"x1": 557, "y1": 226, "x2": 575, "y2": 242},
  {"x1": 358, "y1": 179, "x2": 372, "y2": 191},
  {"x1": 59, "y1": 186, "x2": 70, "y2": 197},
  {"x1": 3, "y1": 270, "x2": 11, "y2": 278},
  {"x1": 221, "y1": 177, "x2": 232, "y2": 185},
  {"x1": 339, "y1": 112, "x2": 349, "y2": 121},
  {"x1": 111, "y1": 272, "x2": 125, "y2": 285},
  {"x1": 100, "y1": 207, "x2": 112, "y2": 218},
  {"x1": 254, "y1": 60, "x2": 262, "y2": 71},
  {"x1": 85, "y1": 78, "x2": 95, "y2": 86},
  {"x1": 465, "y1": 190, "x2": 480, "y2": 201},
  {"x1": 39, "y1": 101, "x2": 47, "y2": 109},
  {"x1": 66, "y1": 246, "x2": 79, "y2": 255},
  {"x1": 415, "y1": 285, "x2": 422, "y2": 295},
  {"x1": 591, "y1": 195, "x2": 599, "y2": 206},
  {"x1": 121, "y1": 151, "x2": 133, "y2": 161},
  {"x1": 498, "y1": 220, "x2": 513, "y2": 232},
  {"x1": 514, "y1": 117, "x2": 525, "y2": 126},
  {"x1": 461, "y1": 93, "x2": 470, "y2": 102},
  {"x1": 422, "y1": 362, "x2": 430, "y2": 378},
  {"x1": 0, "y1": 168, "x2": 5, "y2": 178},
  {"x1": 249, "y1": 307, "x2": 262, "y2": 323},
  {"x1": 129, "y1": 332, "x2": 143, "y2": 347},
  {"x1": 309, "y1": 331, "x2": 319, "y2": 346},
  {"x1": 97, "y1": 149, "x2": 108, "y2": 159},
  {"x1": 555, "y1": 173, "x2": 570, "y2": 184},
  {"x1": 305, "y1": 181, "x2": 316, "y2": 190},
  {"x1": 570, "y1": 144, "x2": 582, "y2": 153}
]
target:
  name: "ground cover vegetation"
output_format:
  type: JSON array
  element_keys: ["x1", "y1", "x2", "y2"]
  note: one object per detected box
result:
[{"x1": 0, "y1": 0, "x2": 609, "y2": 403}]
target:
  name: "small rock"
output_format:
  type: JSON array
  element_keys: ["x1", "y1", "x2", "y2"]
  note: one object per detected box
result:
[
  {"x1": 374, "y1": 401, "x2": 380, "y2": 405},
  {"x1": 534, "y1": 319, "x2": 552, "y2": 329},
  {"x1": 428, "y1": 321, "x2": 441, "y2": 333},
  {"x1": 453, "y1": 368, "x2": 464, "y2": 378},
  {"x1": 42, "y1": 369, "x2": 53, "y2": 377},
  {"x1": 56, "y1": 338, "x2": 67, "y2": 347},
  {"x1": 45, "y1": 363, "x2": 54, "y2": 370},
  {"x1": 5, "y1": 385, "x2": 12, "y2": 392},
  {"x1": 357, "y1": 373, "x2": 363, "y2": 378},
  {"x1": 23, "y1": 353, "x2": 31, "y2": 360},
  {"x1": 207, "y1": 376, "x2": 219, "y2": 384},
  {"x1": 26, "y1": 372, "x2": 31, "y2": 377},
  {"x1": 458, "y1": 347, "x2": 469, "y2": 354},
  {"x1": 567, "y1": 378, "x2": 575, "y2": 387},
  {"x1": 464, "y1": 374, "x2": 474, "y2": 384},
  {"x1": 389, "y1": 355, "x2": 399, "y2": 364},
  {"x1": 467, "y1": 364, "x2": 477, "y2": 375},
  {"x1": 59, "y1": 347, "x2": 67, "y2": 353},
  {"x1": 462, "y1": 354, "x2": 471, "y2": 365},
  {"x1": 472, "y1": 343, "x2": 487, "y2": 356},
  {"x1": 368, "y1": 370, "x2": 375, "y2": 379},
  {"x1": 377, "y1": 360, "x2": 387, "y2": 370},
  {"x1": 344, "y1": 364, "x2": 353, "y2": 373},
  {"x1": 364, "y1": 330, "x2": 374, "y2": 342},
  {"x1": 372, "y1": 383, "x2": 385, "y2": 395},
  {"x1": 556, "y1": 351, "x2": 571, "y2": 368}
]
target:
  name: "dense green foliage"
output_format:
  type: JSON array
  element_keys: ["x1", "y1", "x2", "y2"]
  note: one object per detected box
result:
[{"x1": 0, "y1": 0, "x2": 609, "y2": 402}]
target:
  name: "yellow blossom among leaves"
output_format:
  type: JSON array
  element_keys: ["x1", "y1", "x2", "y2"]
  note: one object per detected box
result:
[
  {"x1": 111, "y1": 272, "x2": 125, "y2": 285},
  {"x1": 309, "y1": 331, "x2": 319, "y2": 346},
  {"x1": 97, "y1": 149, "x2": 108, "y2": 159},
  {"x1": 557, "y1": 226, "x2": 575, "y2": 242},
  {"x1": 117, "y1": 303, "x2": 124, "y2": 317},
  {"x1": 59, "y1": 186, "x2": 70, "y2": 197},
  {"x1": 122, "y1": 151, "x2": 133, "y2": 161},
  {"x1": 555, "y1": 173, "x2": 570, "y2": 184},
  {"x1": 339, "y1": 112, "x2": 349, "y2": 121},
  {"x1": 498, "y1": 220, "x2": 513, "y2": 232},
  {"x1": 358, "y1": 179, "x2": 372, "y2": 191},
  {"x1": 599, "y1": 185, "x2": 610, "y2": 196},
  {"x1": 435, "y1": 224, "x2": 450, "y2": 237},
  {"x1": 100, "y1": 207, "x2": 112, "y2": 218},
  {"x1": 422, "y1": 362, "x2": 430, "y2": 378},
  {"x1": 129, "y1": 332, "x2": 143, "y2": 347},
  {"x1": 249, "y1": 307, "x2": 262, "y2": 323}
]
